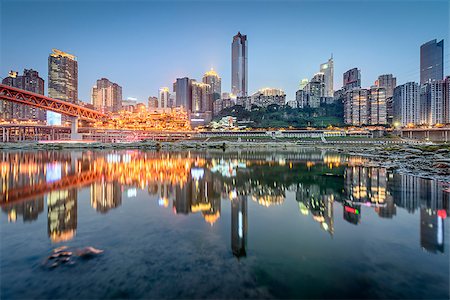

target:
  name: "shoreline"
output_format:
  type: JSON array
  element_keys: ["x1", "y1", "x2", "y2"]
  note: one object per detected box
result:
[{"x1": 1, "y1": 140, "x2": 449, "y2": 183}]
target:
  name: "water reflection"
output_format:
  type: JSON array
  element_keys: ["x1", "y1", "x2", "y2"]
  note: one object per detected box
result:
[{"x1": 1, "y1": 150, "x2": 449, "y2": 256}]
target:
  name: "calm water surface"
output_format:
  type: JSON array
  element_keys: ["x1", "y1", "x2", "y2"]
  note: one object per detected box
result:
[{"x1": 1, "y1": 149, "x2": 449, "y2": 299}]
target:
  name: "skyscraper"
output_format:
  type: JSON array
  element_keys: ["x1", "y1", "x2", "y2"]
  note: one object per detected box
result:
[
  {"x1": 393, "y1": 82, "x2": 420, "y2": 126},
  {"x1": 344, "y1": 88, "x2": 369, "y2": 125},
  {"x1": 158, "y1": 87, "x2": 170, "y2": 109},
  {"x1": 175, "y1": 77, "x2": 192, "y2": 111},
  {"x1": 369, "y1": 87, "x2": 387, "y2": 125},
  {"x1": 1, "y1": 69, "x2": 46, "y2": 121},
  {"x1": 148, "y1": 96, "x2": 158, "y2": 110},
  {"x1": 231, "y1": 32, "x2": 248, "y2": 97},
  {"x1": 48, "y1": 49, "x2": 78, "y2": 125},
  {"x1": 202, "y1": 69, "x2": 221, "y2": 101},
  {"x1": 191, "y1": 82, "x2": 212, "y2": 113},
  {"x1": 377, "y1": 74, "x2": 397, "y2": 98},
  {"x1": 320, "y1": 56, "x2": 334, "y2": 97},
  {"x1": 91, "y1": 78, "x2": 122, "y2": 113},
  {"x1": 343, "y1": 68, "x2": 361, "y2": 91},
  {"x1": 420, "y1": 39, "x2": 444, "y2": 85}
]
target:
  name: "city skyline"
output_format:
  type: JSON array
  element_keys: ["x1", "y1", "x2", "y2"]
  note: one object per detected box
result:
[{"x1": 1, "y1": 1, "x2": 448, "y2": 103}]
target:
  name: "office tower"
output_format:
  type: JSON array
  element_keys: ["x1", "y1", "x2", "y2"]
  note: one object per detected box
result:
[
  {"x1": 202, "y1": 69, "x2": 222, "y2": 101},
  {"x1": 369, "y1": 87, "x2": 387, "y2": 125},
  {"x1": 320, "y1": 56, "x2": 334, "y2": 97},
  {"x1": 343, "y1": 68, "x2": 361, "y2": 91},
  {"x1": 296, "y1": 89, "x2": 307, "y2": 108},
  {"x1": 1, "y1": 69, "x2": 46, "y2": 121},
  {"x1": 377, "y1": 74, "x2": 397, "y2": 98},
  {"x1": 175, "y1": 77, "x2": 193, "y2": 111},
  {"x1": 344, "y1": 88, "x2": 369, "y2": 125},
  {"x1": 158, "y1": 87, "x2": 170, "y2": 109},
  {"x1": 231, "y1": 32, "x2": 248, "y2": 97},
  {"x1": 169, "y1": 92, "x2": 176, "y2": 108},
  {"x1": 48, "y1": 49, "x2": 78, "y2": 125},
  {"x1": 91, "y1": 78, "x2": 122, "y2": 113},
  {"x1": 191, "y1": 81, "x2": 212, "y2": 113},
  {"x1": 420, "y1": 39, "x2": 444, "y2": 85},
  {"x1": 231, "y1": 196, "x2": 247, "y2": 258},
  {"x1": 393, "y1": 82, "x2": 420, "y2": 126},
  {"x1": 148, "y1": 96, "x2": 158, "y2": 110}
]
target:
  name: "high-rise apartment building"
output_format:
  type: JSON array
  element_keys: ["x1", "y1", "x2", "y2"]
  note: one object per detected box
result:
[
  {"x1": 344, "y1": 88, "x2": 369, "y2": 125},
  {"x1": 231, "y1": 32, "x2": 248, "y2": 97},
  {"x1": 202, "y1": 69, "x2": 221, "y2": 101},
  {"x1": 377, "y1": 74, "x2": 397, "y2": 98},
  {"x1": 343, "y1": 68, "x2": 361, "y2": 91},
  {"x1": 91, "y1": 78, "x2": 122, "y2": 113},
  {"x1": 428, "y1": 77, "x2": 450, "y2": 125},
  {"x1": 320, "y1": 56, "x2": 334, "y2": 97},
  {"x1": 1, "y1": 69, "x2": 46, "y2": 122},
  {"x1": 369, "y1": 87, "x2": 387, "y2": 125},
  {"x1": 175, "y1": 77, "x2": 193, "y2": 111},
  {"x1": 158, "y1": 87, "x2": 170, "y2": 109},
  {"x1": 393, "y1": 82, "x2": 420, "y2": 126},
  {"x1": 420, "y1": 39, "x2": 444, "y2": 85},
  {"x1": 48, "y1": 49, "x2": 78, "y2": 125}
]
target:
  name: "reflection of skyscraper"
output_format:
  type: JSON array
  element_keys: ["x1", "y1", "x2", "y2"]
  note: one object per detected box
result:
[
  {"x1": 231, "y1": 196, "x2": 247, "y2": 258},
  {"x1": 90, "y1": 180, "x2": 122, "y2": 213},
  {"x1": 47, "y1": 189, "x2": 77, "y2": 243},
  {"x1": 343, "y1": 202, "x2": 361, "y2": 225},
  {"x1": 1, "y1": 198, "x2": 44, "y2": 223},
  {"x1": 420, "y1": 208, "x2": 444, "y2": 253},
  {"x1": 174, "y1": 180, "x2": 192, "y2": 214}
]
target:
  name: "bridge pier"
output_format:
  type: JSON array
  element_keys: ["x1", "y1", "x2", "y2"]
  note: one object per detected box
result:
[{"x1": 70, "y1": 116, "x2": 82, "y2": 140}]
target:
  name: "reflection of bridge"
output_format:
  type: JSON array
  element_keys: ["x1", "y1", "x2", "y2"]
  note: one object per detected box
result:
[
  {"x1": 0, "y1": 171, "x2": 102, "y2": 204},
  {"x1": 0, "y1": 84, "x2": 106, "y2": 139}
]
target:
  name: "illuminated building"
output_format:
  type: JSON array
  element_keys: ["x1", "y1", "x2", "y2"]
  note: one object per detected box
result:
[
  {"x1": 299, "y1": 78, "x2": 309, "y2": 90},
  {"x1": 1, "y1": 69, "x2": 46, "y2": 122},
  {"x1": 148, "y1": 96, "x2": 158, "y2": 110},
  {"x1": 191, "y1": 81, "x2": 212, "y2": 113},
  {"x1": 369, "y1": 86, "x2": 387, "y2": 125},
  {"x1": 303, "y1": 78, "x2": 325, "y2": 108},
  {"x1": 47, "y1": 189, "x2": 77, "y2": 243},
  {"x1": 1, "y1": 198, "x2": 44, "y2": 223},
  {"x1": 91, "y1": 78, "x2": 122, "y2": 113},
  {"x1": 90, "y1": 180, "x2": 122, "y2": 213},
  {"x1": 393, "y1": 82, "x2": 420, "y2": 126},
  {"x1": 48, "y1": 48, "x2": 78, "y2": 125},
  {"x1": 202, "y1": 69, "x2": 221, "y2": 101},
  {"x1": 237, "y1": 88, "x2": 286, "y2": 110},
  {"x1": 231, "y1": 32, "x2": 248, "y2": 97},
  {"x1": 377, "y1": 74, "x2": 396, "y2": 98},
  {"x1": 343, "y1": 68, "x2": 361, "y2": 91},
  {"x1": 231, "y1": 195, "x2": 247, "y2": 258},
  {"x1": 420, "y1": 77, "x2": 450, "y2": 125},
  {"x1": 344, "y1": 88, "x2": 369, "y2": 125},
  {"x1": 320, "y1": 56, "x2": 334, "y2": 97},
  {"x1": 175, "y1": 77, "x2": 193, "y2": 112},
  {"x1": 420, "y1": 39, "x2": 444, "y2": 85},
  {"x1": 158, "y1": 87, "x2": 170, "y2": 109}
]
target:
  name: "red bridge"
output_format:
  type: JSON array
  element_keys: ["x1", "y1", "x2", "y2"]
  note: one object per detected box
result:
[
  {"x1": 0, "y1": 84, "x2": 106, "y2": 139},
  {"x1": 0, "y1": 84, "x2": 105, "y2": 120}
]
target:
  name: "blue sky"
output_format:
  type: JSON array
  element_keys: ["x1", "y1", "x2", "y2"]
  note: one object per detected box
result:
[{"x1": 1, "y1": 0, "x2": 449, "y2": 102}]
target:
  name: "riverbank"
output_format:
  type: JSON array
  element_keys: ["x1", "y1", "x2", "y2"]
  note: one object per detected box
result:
[{"x1": 1, "y1": 139, "x2": 449, "y2": 183}]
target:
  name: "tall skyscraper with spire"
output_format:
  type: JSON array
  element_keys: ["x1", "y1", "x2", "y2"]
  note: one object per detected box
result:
[
  {"x1": 320, "y1": 55, "x2": 334, "y2": 97},
  {"x1": 231, "y1": 32, "x2": 248, "y2": 97}
]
